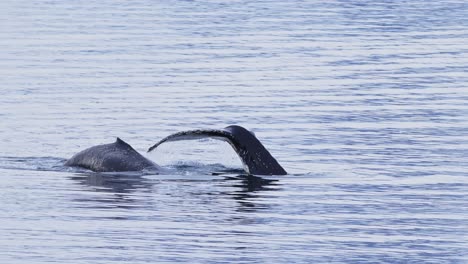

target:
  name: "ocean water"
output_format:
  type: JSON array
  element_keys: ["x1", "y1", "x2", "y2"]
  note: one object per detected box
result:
[{"x1": 1, "y1": 0, "x2": 467, "y2": 263}]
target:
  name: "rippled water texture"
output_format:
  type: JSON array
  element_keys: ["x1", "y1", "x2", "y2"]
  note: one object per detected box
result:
[{"x1": 1, "y1": 0, "x2": 467, "y2": 263}]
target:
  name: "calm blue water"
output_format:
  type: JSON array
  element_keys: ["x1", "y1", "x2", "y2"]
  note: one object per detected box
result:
[{"x1": 1, "y1": 0, "x2": 468, "y2": 263}]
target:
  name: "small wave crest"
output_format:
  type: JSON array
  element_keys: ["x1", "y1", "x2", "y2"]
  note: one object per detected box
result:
[
  {"x1": 0, "y1": 156, "x2": 68, "y2": 172},
  {"x1": 166, "y1": 160, "x2": 244, "y2": 175},
  {"x1": 0, "y1": 156, "x2": 246, "y2": 176}
]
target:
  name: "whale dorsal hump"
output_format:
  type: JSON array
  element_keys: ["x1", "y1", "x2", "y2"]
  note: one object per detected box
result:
[{"x1": 115, "y1": 137, "x2": 132, "y2": 148}]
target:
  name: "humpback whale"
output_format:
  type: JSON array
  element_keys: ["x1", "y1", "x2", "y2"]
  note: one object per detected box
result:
[
  {"x1": 66, "y1": 125, "x2": 287, "y2": 175},
  {"x1": 148, "y1": 125, "x2": 287, "y2": 175},
  {"x1": 65, "y1": 138, "x2": 160, "y2": 172}
]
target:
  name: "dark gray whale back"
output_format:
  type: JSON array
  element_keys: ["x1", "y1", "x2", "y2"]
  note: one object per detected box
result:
[
  {"x1": 148, "y1": 125, "x2": 287, "y2": 175},
  {"x1": 65, "y1": 138, "x2": 159, "y2": 172}
]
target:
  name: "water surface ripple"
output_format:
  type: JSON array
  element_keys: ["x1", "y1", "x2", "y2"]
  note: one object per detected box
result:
[{"x1": 1, "y1": 0, "x2": 467, "y2": 263}]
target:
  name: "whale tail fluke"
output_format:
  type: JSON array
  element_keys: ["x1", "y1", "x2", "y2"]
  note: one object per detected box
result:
[{"x1": 148, "y1": 125, "x2": 287, "y2": 176}]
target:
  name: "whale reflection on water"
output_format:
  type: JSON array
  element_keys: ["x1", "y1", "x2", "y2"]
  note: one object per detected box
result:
[{"x1": 69, "y1": 172, "x2": 280, "y2": 212}]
